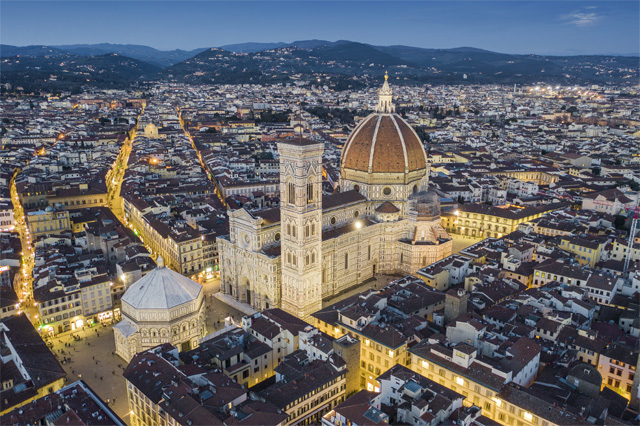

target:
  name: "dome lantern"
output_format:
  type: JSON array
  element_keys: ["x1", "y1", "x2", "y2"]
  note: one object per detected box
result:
[{"x1": 376, "y1": 71, "x2": 395, "y2": 113}]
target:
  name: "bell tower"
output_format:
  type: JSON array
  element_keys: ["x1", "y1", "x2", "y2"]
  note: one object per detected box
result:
[{"x1": 278, "y1": 138, "x2": 324, "y2": 319}]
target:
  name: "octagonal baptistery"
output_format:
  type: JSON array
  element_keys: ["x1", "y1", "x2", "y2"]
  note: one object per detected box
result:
[
  {"x1": 114, "y1": 257, "x2": 206, "y2": 362},
  {"x1": 340, "y1": 74, "x2": 428, "y2": 204}
]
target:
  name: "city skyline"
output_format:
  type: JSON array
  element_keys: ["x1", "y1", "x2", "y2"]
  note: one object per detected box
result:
[
  {"x1": 1, "y1": 1, "x2": 639, "y2": 56},
  {"x1": 2, "y1": 1, "x2": 640, "y2": 425}
]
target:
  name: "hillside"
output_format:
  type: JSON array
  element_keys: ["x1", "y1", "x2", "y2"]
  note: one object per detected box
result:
[
  {"x1": 1, "y1": 44, "x2": 66, "y2": 57},
  {"x1": 0, "y1": 43, "x2": 208, "y2": 67},
  {"x1": 161, "y1": 41, "x2": 638, "y2": 87},
  {"x1": 1, "y1": 53, "x2": 161, "y2": 93},
  {"x1": 219, "y1": 42, "x2": 287, "y2": 53},
  {"x1": 2, "y1": 40, "x2": 638, "y2": 92}
]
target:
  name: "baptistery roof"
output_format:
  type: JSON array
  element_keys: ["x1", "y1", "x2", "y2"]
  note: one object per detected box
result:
[{"x1": 121, "y1": 257, "x2": 202, "y2": 310}]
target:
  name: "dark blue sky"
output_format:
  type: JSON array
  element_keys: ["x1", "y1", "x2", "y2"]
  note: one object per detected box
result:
[{"x1": 2, "y1": 1, "x2": 638, "y2": 55}]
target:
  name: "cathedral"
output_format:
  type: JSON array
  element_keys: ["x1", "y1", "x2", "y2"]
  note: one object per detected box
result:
[{"x1": 218, "y1": 76, "x2": 452, "y2": 319}]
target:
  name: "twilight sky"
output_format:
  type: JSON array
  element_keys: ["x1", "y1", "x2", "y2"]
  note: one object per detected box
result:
[{"x1": 1, "y1": 1, "x2": 638, "y2": 55}]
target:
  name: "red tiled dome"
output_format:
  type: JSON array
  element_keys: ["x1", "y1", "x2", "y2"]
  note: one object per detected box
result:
[{"x1": 341, "y1": 114, "x2": 427, "y2": 174}]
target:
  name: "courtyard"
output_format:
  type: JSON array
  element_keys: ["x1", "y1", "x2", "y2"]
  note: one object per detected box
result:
[{"x1": 451, "y1": 234, "x2": 482, "y2": 254}]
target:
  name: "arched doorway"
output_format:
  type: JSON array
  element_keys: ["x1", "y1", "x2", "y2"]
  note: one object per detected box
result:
[{"x1": 240, "y1": 277, "x2": 251, "y2": 305}]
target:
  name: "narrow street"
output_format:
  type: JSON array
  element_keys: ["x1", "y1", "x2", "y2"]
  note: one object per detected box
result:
[
  {"x1": 107, "y1": 139, "x2": 132, "y2": 220},
  {"x1": 107, "y1": 111, "x2": 142, "y2": 221},
  {"x1": 178, "y1": 109, "x2": 226, "y2": 206},
  {"x1": 9, "y1": 172, "x2": 38, "y2": 324}
]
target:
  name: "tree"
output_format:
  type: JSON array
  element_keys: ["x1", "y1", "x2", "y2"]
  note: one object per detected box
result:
[
  {"x1": 258, "y1": 151, "x2": 274, "y2": 160},
  {"x1": 614, "y1": 215, "x2": 627, "y2": 230}
]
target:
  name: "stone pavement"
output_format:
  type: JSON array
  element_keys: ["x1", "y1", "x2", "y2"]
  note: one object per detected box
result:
[
  {"x1": 213, "y1": 292, "x2": 256, "y2": 316},
  {"x1": 205, "y1": 293, "x2": 249, "y2": 332},
  {"x1": 451, "y1": 234, "x2": 482, "y2": 253},
  {"x1": 48, "y1": 324, "x2": 130, "y2": 423}
]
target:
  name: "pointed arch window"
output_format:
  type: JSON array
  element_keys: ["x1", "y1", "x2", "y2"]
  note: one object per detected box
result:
[
  {"x1": 307, "y1": 180, "x2": 314, "y2": 204},
  {"x1": 288, "y1": 182, "x2": 295, "y2": 205}
]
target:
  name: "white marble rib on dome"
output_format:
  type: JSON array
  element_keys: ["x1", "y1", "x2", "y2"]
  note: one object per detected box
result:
[{"x1": 121, "y1": 265, "x2": 202, "y2": 310}]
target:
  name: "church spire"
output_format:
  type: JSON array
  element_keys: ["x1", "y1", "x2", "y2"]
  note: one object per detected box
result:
[{"x1": 376, "y1": 71, "x2": 395, "y2": 113}]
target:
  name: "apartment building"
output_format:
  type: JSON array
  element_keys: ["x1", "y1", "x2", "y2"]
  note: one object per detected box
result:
[
  {"x1": 26, "y1": 207, "x2": 71, "y2": 237},
  {"x1": 597, "y1": 343, "x2": 638, "y2": 401},
  {"x1": 442, "y1": 203, "x2": 562, "y2": 239}
]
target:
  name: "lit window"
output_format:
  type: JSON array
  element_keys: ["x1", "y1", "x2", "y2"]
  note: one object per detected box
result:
[
  {"x1": 523, "y1": 412, "x2": 533, "y2": 422},
  {"x1": 455, "y1": 377, "x2": 464, "y2": 386},
  {"x1": 422, "y1": 360, "x2": 429, "y2": 368}
]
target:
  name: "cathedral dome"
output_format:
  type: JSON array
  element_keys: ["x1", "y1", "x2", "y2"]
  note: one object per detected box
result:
[
  {"x1": 121, "y1": 257, "x2": 202, "y2": 310},
  {"x1": 341, "y1": 114, "x2": 426, "y2": 174},
  {"x1": 340, "y1": 73, "x2": 427, "y2": 175}
]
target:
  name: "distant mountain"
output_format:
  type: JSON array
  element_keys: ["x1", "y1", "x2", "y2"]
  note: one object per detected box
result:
[
  {"x1": 1, "y1": 43, "x2": 207, "y2": 66},
  {"x1": 161, "y1": 41, "x2": 637, "y2": 87},
  {"x1": 1, "y1": 40, "x2": 638, "y2": 92},
  {"x1": 219, "y1": 42, "x2": 287, "y2": 53},
  {"x1": 53, "y1": 43, "x2": 207, "y2": 67},
  {"x1": 284, "y1": 39, "x2": 336, "y2": 49},
  {"x1": 1, "y1": 44, "x2": 66, "y2": 57},
  {"x1": 159, "y1": 41, "x2": 415, "y2": 87},
  {"x1": 309, "y1": 42, "x2": 412, "y2": 66},
  {"x1": 1, "y1": 53, "x2": 161, "y2": 93}
]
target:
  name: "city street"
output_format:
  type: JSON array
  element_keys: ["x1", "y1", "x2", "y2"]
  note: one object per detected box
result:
[
  {"x1": 107, "y1": 128, "x2": 136, "y2": 221},
  {"x1": 10, "y1": 175, "x2": 37, "y2": 323},
  {"x1": 179, "y1": 112, "x2": 226, "y2": 206}
]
